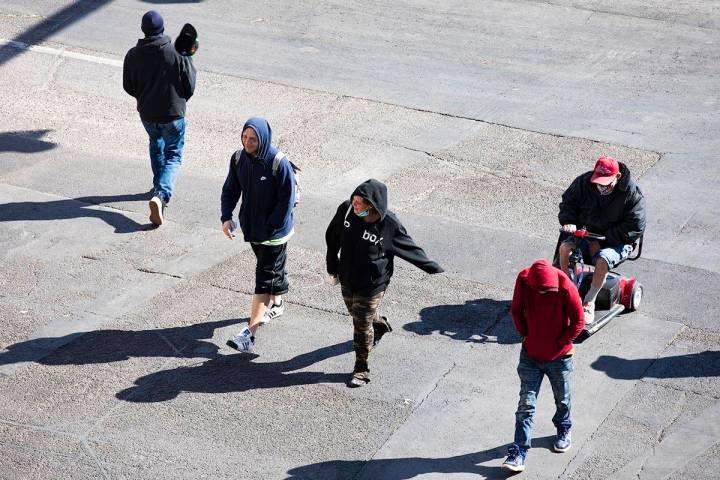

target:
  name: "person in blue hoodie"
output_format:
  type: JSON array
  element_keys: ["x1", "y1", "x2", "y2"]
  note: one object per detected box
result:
[
  {"x1": 326, "y1": 179, "x2": 444, "y2": 387},
  {"x1": 220, "y1": 117, "x2": 296, "y2": 352}
]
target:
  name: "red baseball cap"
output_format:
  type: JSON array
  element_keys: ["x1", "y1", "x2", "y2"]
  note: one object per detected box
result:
[{"x1": 590, "y1": 156, "x2": 620, "y2": 185}]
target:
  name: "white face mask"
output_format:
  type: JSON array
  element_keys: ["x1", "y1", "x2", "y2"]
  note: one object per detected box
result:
[{"x1": 596, "y1": 181, "x2": 616, "y2": 195}]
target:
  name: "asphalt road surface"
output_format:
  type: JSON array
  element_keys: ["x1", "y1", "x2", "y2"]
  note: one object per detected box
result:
[{"x1": 1, "y1": 1, "x2": 719, "y2": 479}]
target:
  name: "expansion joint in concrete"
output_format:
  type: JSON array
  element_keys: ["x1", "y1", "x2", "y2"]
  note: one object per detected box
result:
[
  {"x1": 135, "y1": 268, "x2": 182, "y2": 279},
  {"x1": 80, "y1": 438, "x2": 111, "y2": 480},
  {"x1": 207, "y1": 282, "x2": 349, "y2": 317}
]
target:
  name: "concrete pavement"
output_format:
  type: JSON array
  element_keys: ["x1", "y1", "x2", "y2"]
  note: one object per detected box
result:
[{"x1": 1, "y1": 1, "x2": 719, "y2": 479}]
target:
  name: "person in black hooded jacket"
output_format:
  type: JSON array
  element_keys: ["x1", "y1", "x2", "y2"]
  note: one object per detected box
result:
[
  {"x1": 123, "y1": 10, "x2": 196, "y2": 227},
  {"x1": 326, "y1": 179, "x2": 444, "y2": 387},
  {"x1": 558, "y1": 156, "x2": 646, "y2": 323}
]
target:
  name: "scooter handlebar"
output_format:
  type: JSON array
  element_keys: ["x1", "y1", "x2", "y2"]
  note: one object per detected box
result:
[{"x1": 559, "y1": 228, "x2": 606, "y2": 241}]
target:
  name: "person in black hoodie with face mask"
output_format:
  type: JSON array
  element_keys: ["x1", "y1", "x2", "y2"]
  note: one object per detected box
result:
[
  {"x1": 123, "y1": 10, "x2": 197, "y2": 227},
  {"x1": 326, "y1": 179, "x2": 444, "y2": 387}
]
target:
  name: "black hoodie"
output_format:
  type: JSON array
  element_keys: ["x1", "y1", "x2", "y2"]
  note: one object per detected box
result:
[
  {"x1": 559, "y1": 162, "x2": 646, "y2": 246},
  {"x1": 326, "y1": 179, "x2": 444, "y2": 296},
  {"x1": 123, "y1": 35, "x2": 196, "y2": 122}
]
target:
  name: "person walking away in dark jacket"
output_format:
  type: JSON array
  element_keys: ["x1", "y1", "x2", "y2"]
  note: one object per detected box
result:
[
  {"x1": 123, "y1": 11, "x2": 197, "y2": 227},
  {"x1": 558, "y1": 156, "x2": 646, "y2": 323},
  {"x1": 325, "y1": 179, "x2": 444, "y2": 388},
  {"x1": 502, "y1": 259, "x2": 584, "y2": 473},
  {"x1": 221, "y1": 117, "x2": 296, "y2": 352}
]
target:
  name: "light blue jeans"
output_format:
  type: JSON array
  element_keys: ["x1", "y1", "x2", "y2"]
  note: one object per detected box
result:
[
  {"x1": 513, "y1": 348, "x2": 573, "y2": 451},
  {"x1": 142, "y1": 118, "x2": 186, "y2": 205}
]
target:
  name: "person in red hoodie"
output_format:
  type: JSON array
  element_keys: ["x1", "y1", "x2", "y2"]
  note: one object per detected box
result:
[{"x1": 501, "y1": 259, "x2": 585, "y2": 473}]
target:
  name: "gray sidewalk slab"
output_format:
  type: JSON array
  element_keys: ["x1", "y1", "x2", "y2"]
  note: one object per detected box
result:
[
  {"x1": 0, "y1": 183, "x2": 235, "y2": 376},
  {"x1": 0, "y1": 424, "x2": 102, "y2": 480},
  {"x1": 352, "y1": 313, "x2": 682, "y2": 480},
  {"x1": 1, "y1": 1, "x2": 719, "y2": 478},
  {"x1": 0, "y1": 270, "x2": 478, "y2": 479},
  {"x1": 4, "y1": 0, "x2": 718, "y2": 154}
]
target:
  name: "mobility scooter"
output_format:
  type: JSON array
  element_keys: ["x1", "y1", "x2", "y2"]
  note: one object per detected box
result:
[{"x1": 554, "y1": 228, "x2": 644, "y2": 340}]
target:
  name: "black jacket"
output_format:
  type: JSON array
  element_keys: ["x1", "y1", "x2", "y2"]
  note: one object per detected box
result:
[
  {"x1": 559, "y1": 162, "x2": 646, "y2": 246},
  {"x1": 123, "y1": 35, "x2": 196, "y2": 122},
  {"x1": 326, "y1": 179, "x2": 444, "y2": 296}
]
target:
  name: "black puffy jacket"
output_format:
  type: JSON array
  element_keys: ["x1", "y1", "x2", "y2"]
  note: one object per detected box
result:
[
  {"x1": 558, "y1": 162, "x2": 646, "y2": 246},
  {"x1": 123, "y1": 35, "x2": 196, "y2": 122},
  {"x1": 326, "y1": 179, "x2": 444, "y2": 296}
]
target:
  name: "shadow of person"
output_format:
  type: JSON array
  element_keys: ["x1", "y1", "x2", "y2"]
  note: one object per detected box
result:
[
  {"x1": 285, "y1": 435, "x2": 559, "y2": 479},
  {"x1": 404, "y1": 299, "x2": 520, "y2": 345},
  {"x1": 0, "y1": 1, "x2": 113, "y2": 68},
  {"x1": 141, "y1": 0, "x2": 206, "y2": 3},
  {"x1": 284, "y1": 444, "x2": 517, "y2": 479},
  {"x1": 116, "y1": 340, "x2": 353, "y2": 402},
  {"x1": 0, "y1": 318, "x2": 240, "y2": 367},
  {"x1": 591, "y1": 351, "x2": 720, "y2": 380},
  {"x1": 0, "y1": 130, "x2": 57, "y2": 153},
  {"x1": 0, "y1": 191, "x2": 153, "y2": 233}
]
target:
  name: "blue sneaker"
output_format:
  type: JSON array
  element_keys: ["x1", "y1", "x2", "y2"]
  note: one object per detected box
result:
[
  {"x1": 554, "y1": 429, "x2": 572, "y2": 453},
  {"x1": 501, "y1": 444, "x2": 526, "y2": 473}
]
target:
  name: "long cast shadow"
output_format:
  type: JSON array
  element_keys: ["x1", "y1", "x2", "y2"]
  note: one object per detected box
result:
[
  {"x1": 0, "y1": 130, "x2": 57, "y2": 153},
  {"x1": 591, "y1": 352, "x2": 720, "y2": 380},
  {"x1": 285, "y1": 435, "x2": 559, "y2": 479},
  {"x1": 404, "y1": 299, "x2": 520, "y2": 345},
  {"x1": 0, "y1": 0, "x2": 114, "y2": 67},
  {"x1": 117, "y1": 340, "x2": 353, "y2": 402},
  {"x1": 142, "y1": 0, "x2": 205, "y2": 3},
  {"x1": 0, "y1": 318, "x2": 240, "y2": 367},
  {"x1": 0, "y1": 191, "x2": 152, "y2": 233},
  {"x1": 284, "y1": 443, "x2": 526, "y2": 479}
]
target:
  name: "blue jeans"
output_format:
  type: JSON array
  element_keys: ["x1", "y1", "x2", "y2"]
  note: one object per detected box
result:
[
  {"x1": 513, "y1": 348, "x2": 573, "y2": 450},
  {"x1": 142, "y1": 118, "x2": 186, "y2": 205}
]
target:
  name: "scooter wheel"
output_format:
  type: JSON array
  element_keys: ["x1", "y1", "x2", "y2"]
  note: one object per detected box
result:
[{"x1": 629, "y1": 282, "x2": 643, "y2": 311}]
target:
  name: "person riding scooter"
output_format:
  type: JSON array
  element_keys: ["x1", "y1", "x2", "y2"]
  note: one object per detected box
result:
[{"x1": 557, "y1": 156, "x2": 646, "y2": 323}]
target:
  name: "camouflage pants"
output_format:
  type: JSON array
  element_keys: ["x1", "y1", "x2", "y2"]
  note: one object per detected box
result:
[{"x1": 341, "y1": 288, "x2": 391, "y2": 381}]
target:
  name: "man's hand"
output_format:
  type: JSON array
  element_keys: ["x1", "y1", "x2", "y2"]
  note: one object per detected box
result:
[
  {"x1": 222, "y1": 220, "x2": 236, "y2": 240},
  {"x1": 326, "y1": 274, "x2": 339, "y2": 286},
  {"x1": 561, "y1": 224, "x2": 577, "y2": 233},
  {"x1": 588, "y1": 240, "x2": 601, "y2": 256}
]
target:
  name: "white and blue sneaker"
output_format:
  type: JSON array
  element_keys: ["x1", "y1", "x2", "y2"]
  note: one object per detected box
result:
[
  {"x1": 553, "y1": 429, "x2": 572, "y2": 453},
  {"x1": 227, "y1": 327, "x2": 254, "y2": 352},
  {"x1": 259, "y1": 300, "x2": 284, "y2": 325},
  {"x1": 502, "y1": 444, "x2": 527, "y2": 473}
]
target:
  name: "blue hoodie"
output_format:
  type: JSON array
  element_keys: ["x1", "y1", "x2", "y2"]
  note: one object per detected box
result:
[{"x1": 220, "y1": 117, "x2": 296, "y2": 242}]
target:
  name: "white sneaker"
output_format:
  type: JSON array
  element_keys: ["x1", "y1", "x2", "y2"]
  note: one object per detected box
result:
[
  {"x1": 227, "y1": 327, "x2": 254, "y2": 352},
  {"x1": 259, "y1": 300, "x2": 284, "y2": 325},
  {"x1": 149, "y1": 196, "x2": 164, "y2": 226}
]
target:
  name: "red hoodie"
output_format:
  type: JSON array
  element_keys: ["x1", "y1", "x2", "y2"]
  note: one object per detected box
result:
[{"x1": 511, "y1": 259, "x2": 585, "y2": 362}]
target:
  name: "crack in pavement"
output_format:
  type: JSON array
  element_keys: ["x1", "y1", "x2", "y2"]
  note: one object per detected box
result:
[
  {"x1": 642, "y1": 378, "x2": 720, "y2": 401},
  {"x1": 0, "y1": 38, "x2": 664, "y2": 157},
  {"x1": 136, "y1": 267, "x2": 183, "y2": 279},
  {"x1": 352, "y1": 361, "x2": 458, "y2": 480},
  {"x1": 559, "y1": 326, "x2": 689, "y2": 478},
  {"x1": 80, "y1": 438, "x2": 110, "y2": 480}
]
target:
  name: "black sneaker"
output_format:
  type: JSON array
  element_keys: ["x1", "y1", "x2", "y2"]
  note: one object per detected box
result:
[{"x1": 373, "y1": 316, "x2": 392, "y2": 347}]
